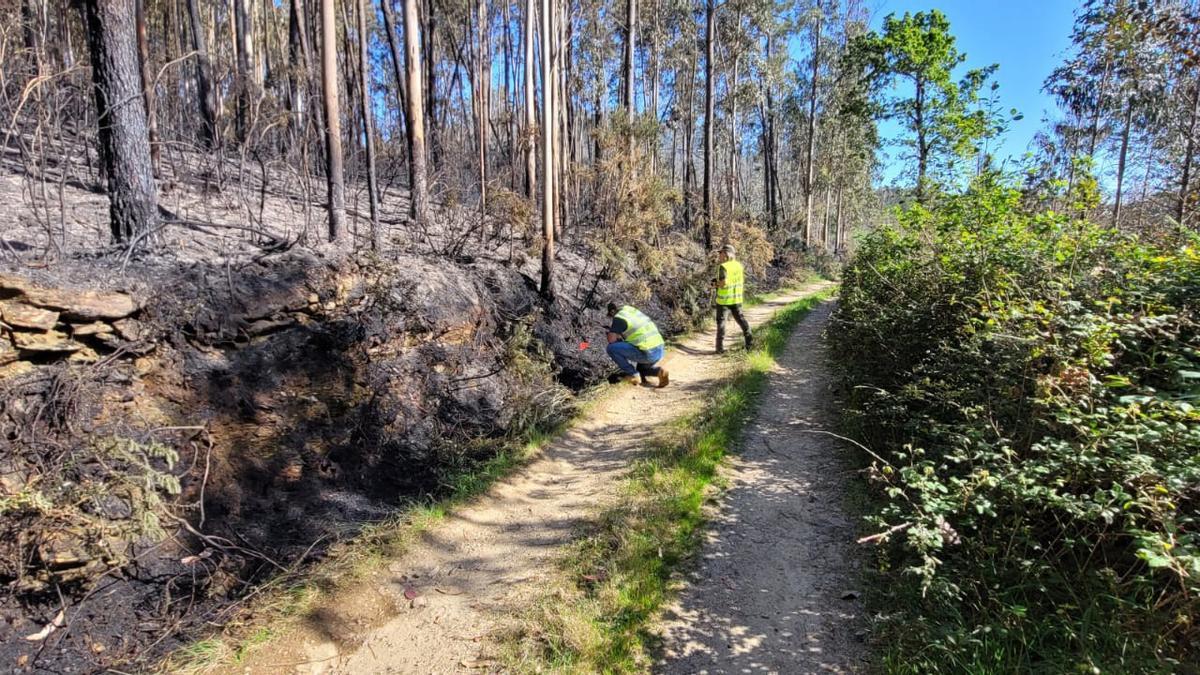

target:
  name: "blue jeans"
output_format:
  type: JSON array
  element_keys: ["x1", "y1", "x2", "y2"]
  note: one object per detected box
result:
[{"x1": 606, "y1": 342, "x2": 665, "y2": 376}]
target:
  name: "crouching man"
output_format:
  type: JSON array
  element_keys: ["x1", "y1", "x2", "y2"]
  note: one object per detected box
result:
[{"x1": 604, "y1": 302, "x2": 670, "y2": 388}]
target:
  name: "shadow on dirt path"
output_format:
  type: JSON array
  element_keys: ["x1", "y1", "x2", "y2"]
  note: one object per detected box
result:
[
  {"x1": 223, "y1": 283, "x2": 835, "y2": 675},
  {"x1": 656, "y1": 302, "x2": 868, "y2": 674}
]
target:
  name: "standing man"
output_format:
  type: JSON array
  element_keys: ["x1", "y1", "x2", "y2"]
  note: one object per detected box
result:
[
  {"x1": 713, "y1": 243, "x2": 752, "y2": 353},
  {"x1": 605, "y1": 302, "x2": 670, "y2": 388}
]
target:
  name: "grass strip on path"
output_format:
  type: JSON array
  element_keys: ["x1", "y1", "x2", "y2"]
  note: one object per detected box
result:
[{"x1": 506, "y1": 287, "x2": 836, "y2": 673}]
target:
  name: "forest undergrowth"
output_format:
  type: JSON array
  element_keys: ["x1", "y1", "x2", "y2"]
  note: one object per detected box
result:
[{"x1": 831, "y1": 173, "x2": 1199, "y2": 673}]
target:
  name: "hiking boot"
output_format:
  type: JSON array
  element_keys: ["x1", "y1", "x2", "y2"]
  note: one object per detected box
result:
[{"x1": 657, "y1": 368, "x2": 670, "y2": 388}]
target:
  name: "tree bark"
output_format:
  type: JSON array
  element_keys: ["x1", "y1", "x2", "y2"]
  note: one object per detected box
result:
[
  {"x1": 234, "y1": 0, "x2": 255, "y2": 142},
  {"x1": 1179, "y1": 82, "x2": 1199, "y2": 227},
  {"x1": 477, "y1": 0, "x2": 489, "y2": 217},
  {"x1": 1113, "y1": 99, "x2": 1133, "y2": 227},
  {"x1": 357, "y1": 0, "x2": 381, "y2": 249},
  {"x1": 539, "y1": 0, "x2": 555, "y2": 298},
  {"x1": 186, "y1": 0, "x2": 217, "y2": 148},
  {"x1": 803, "y1": 1, "x2": 821, "y2": 247},
  {"x1": 134, "y1": 0, "x2": 160, "y2": 173},
  {"x1": 320, "y1": 0, "x2": 347, "y2": 244},
  {"x1": 379, "y1": 0, "x2": 410, "y2": 162},
  {"x1": 623, "y1": 0, "x2": 636, "y2": 172},
  {"x1": 83, "y1": 0, "x2": 159, "y2": 243},
  {"x1": 425, "y1": 0, "x2": 439, "y2": 167},
  {"x1": 701, "y1": 0, "x2": 714, "y2": 251},
  {"x1": 728, "y1": 44, "x2": 739, "y2": 212},
  {"x1": 524, "y1": 0, "x2": 536, "y2": 201},
  {"x1": 405, "y1": 0, "x2": 431, "y2": 228}
]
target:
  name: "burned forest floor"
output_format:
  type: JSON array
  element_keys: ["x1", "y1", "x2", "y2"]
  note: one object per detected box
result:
[{"x1": 0, "y1": 146, "x2": 820, "y2": 674}]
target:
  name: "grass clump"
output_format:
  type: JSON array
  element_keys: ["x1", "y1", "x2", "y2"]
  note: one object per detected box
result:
[
  {"x1": 829, "y1": 171, "x2": 1200, "y2": 673},
  {"x1": 506, "y1": 288, "x2": 834, "y2": 673}
]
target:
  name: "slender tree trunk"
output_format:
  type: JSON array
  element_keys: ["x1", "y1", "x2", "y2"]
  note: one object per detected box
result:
[
  {"x1": 701, "y1": 0, "x2": 714, "y2": 251},
  {"x1": 83, "y1": 0, "x2": 158, "y2": 243},
  {"x1": 477, "y1": 0, "x2": 489, "y2": 218},
  {"x1": 524, "y1": 0, "x2": 536, "y2": 201},
  {"x1": 379, "y1": 0, "x2": 410, "y2": 163},
  {"x1": 1113, "y1": 99, "x2": 1133, "y2": 227},
  {"x1": 357, "y1": 0, "x2": 381, "y2": 249},
  {"x1": 1087, "y1": 58, "x2": 1112, "y2": 157},
  {"x1": 682, "y1": 46, "x2": 696, "y2": 232},
  {"x1": 728, "y1": 45, "x2": 739, "y2": 212},
  {"x1": 186, "y1": 0, "x2": 217, "y2": 149},
  {"x1": 821, "y1": 184, "x2": 832, "y2": 250},
  {"x1": 803, "y1": 1, "x2": 821, "y2": 247},
  {"x1": 834, "y1": 186, "x2": 844, "y2": 255},
  {"x1": 133, "y1": 0, "x2": 160, "y2": 173},
  {"x1": 425, "y1": 0, "x2": 439, "y2": 166},
  {"x1": 623, "y1": 0, "x2": 636, "y2": 173},
  {"x1": 1178, "y1": 82, "x2": 1199, "y2": 227},
  {"x1": 539, "y1": 0, "x2": 555, "y2": 298},
  {"x1": 763, "y1": 31, "x2": 778, "y2": 230},
  {"x1": 405, "y1": 0, "x2": 431, "y2": 228},
  {"x1": 503, "y1": 0, "x2": 515, "y2": 189},
  {"x1": 319, "y1": 0, "x2": 347, "y2": 244},
  {"x1": 556, "y1": 0, "x2": 568, "y2": 239},
  {"x1": 234, "y1": 0, "x2": 254, "y2": 141},
  {"x1": 649, "y1": 2, "x2": 660, "y2": 177},
  {"x1": 914, "y1": 77, "x2": 927, "y2": 202}
]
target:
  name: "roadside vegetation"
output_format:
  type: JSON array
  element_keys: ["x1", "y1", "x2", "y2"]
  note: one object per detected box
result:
[
  {"x1": 830, "y1": 173, "x2": 1199, "y2": 673},
  {"x1": 506, "y1": 286, "x2": 835, "y2": 673}
]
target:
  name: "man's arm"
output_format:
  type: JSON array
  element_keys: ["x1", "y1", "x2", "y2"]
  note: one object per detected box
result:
[
  {"x1": 713, "y1": 264, "x2": 727, "y2": 288},
  {"x1": 607, "y1": 317, "x2": 627, "y2": 344}
]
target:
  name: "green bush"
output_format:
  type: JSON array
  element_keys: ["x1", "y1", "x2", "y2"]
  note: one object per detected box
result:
[{"x1": 830, "y1": 174, "x2": 1200, "y2": 673}]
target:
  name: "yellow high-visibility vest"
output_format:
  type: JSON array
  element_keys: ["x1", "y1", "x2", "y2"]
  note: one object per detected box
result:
[
  {"x1": 717, "y1": 260, "x2": 745, "y2": 306},
  {"x1": 615, "y1": 305, "x2": 665, "y2": 351}
]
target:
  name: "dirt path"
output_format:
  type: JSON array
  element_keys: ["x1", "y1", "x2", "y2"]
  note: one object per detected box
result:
[
  {"x1": 656, "y1": 302, "x2": 867, "y2": 674},
  {"x1": 227, "y1": 283, "x2": 833, "y2": 675}
]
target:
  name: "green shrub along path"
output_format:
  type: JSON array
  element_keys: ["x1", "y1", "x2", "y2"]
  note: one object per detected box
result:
[{"x1": 831, "y1": 176, "x2": 1200, "y2": 673}]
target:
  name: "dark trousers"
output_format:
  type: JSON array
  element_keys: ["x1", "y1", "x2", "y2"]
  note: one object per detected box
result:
[{"x1": 716, "y1": 303, "x2": 752, "y2": 350}]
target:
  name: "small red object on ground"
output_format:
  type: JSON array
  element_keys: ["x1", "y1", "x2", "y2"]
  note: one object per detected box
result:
[{"x1": 579, "y1": 341, "x2": 590, "y2": 350}]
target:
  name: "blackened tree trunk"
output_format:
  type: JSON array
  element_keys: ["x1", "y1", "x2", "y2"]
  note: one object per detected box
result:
[
  {"x1": 539, "y1": 0, "x2": 555, "y2": 299},
  {"x1": 83, "y1": 0, "x2": 158, "y2": 243},
  {"x1": 357, "y1": 0, "x2": 381, "y2": 249},
  {"x1": 186, "y1": 0, "x2": 218, "y2": 148},
  {"x1": 234, "y1": 0, "x2": 254, "y2": 142},
  {"x1": 320, "y1": 0, "x2": 347, "y2": 244}
]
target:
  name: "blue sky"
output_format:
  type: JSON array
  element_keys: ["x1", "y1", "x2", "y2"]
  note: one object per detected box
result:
[{"x1": 867, "y1": 0, "x2": 1079, "y2": 185}]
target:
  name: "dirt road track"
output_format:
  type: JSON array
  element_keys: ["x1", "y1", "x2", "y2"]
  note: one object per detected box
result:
[{"x1": 656, "y1": 302, "x2": 867, "y2": 674}]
